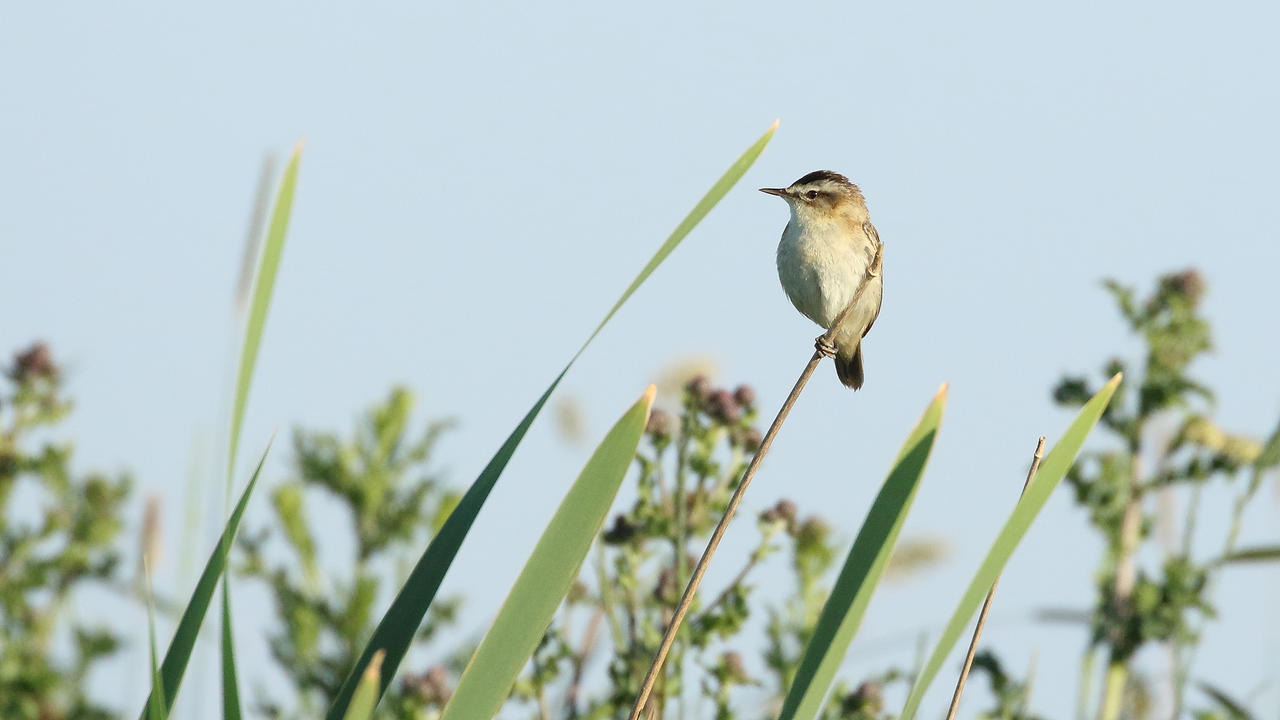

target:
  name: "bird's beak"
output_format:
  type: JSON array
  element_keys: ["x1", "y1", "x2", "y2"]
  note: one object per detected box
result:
[{"x1": 758, "y1": 187, "x2": 789, "y2": 197}]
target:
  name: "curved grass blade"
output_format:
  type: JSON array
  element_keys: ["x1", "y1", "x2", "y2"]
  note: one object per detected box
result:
[
  {"x1": 325, "y1": 121, "x2": 777, "y2": 720},
  {"x1": 145, "y1": 568, "x2": 167, "y2": 720},
  {"x1": 1197, "y1": 680, "x2": 1256, "y2": 720},
  {"x1": 343, "y1": 650, "x2": 386, "y2": 720},
  {"x1": 441, "y1": 387, "x2": 654, "y2": 720},
  {"x1": 898, "y1": 374, "x2": 1121, "y2": 720},
  {"x1": 223, "y1": 142, "x2": 303, "y2": 720},
  {"x1": 135, "y1": 443, "x2": 272, "y2": 720},
  {"x1": 228, "y1": 141, "x2": 302, "y2": 474},
  {"x1": 779, "y1": 385, "x2": 947, "y2": 720},
  {"x1": 221, "y1": 590, "x2": 242, "y2": 720},
  {"x1": 1213, "y1": 545, "x2": 1280, "y2": 566}
]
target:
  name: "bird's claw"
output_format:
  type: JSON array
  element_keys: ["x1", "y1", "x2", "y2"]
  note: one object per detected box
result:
[{"x1": 815, "y1": 336, "x2": 837, "y2": 358}]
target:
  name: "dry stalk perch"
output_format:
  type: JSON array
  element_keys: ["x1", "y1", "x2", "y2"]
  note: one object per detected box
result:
[
  {"x1": 943, "y1": 435, "x2": 1047, "y2": 720},
  {"x1": 626, "y1": 243, "x2": 883, "y2": 720}
]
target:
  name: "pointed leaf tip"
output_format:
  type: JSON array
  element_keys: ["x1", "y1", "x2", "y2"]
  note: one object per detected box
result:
[
  {"x1": 769, "y1": 118, "x2": 780, "y2": 131},
  {"x1": 935, "y1": 381, "x2": 949, "y2": 399},
  {"x1": 364, "y1": 650, "x2": 385, "y2": 682},
  {"x1": 292, "y1": 138, "x2": 306, "y2": 155},
  {"x1": 641, "y1": 384, "x2": 657, "y2": 405}
]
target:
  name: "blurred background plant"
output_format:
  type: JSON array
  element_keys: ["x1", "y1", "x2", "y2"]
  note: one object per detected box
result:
[
  {"x1": 235, "y1": 386, "x2": 462, "y2": 718},
  {"x1": 498, "y1": 375, "x2": 933, "y2": 720},
  {"x1": 0, "y1": 343, "x2": 131, "y2": 720},
  {"x1": 2, "y1": 267, "x2": 1277, "y2": 720},
  {"x1": 1023, "y1": 269, "x2": 1280, "y2": 720}
]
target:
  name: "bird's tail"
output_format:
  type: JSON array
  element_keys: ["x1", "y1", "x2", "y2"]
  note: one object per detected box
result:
[{"x1": 834, "y1": 343, "x2": 865, "y2": 390}]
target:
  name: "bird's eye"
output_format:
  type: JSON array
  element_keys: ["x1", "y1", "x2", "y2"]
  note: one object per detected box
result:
[{"x1": 805, "y1": 190, "x2": 819, "y2": 200}]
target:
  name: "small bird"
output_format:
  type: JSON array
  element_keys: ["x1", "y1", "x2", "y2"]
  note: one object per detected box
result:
[{"x1": 761, "y1": 171, "x2": 883, "y2": 390}]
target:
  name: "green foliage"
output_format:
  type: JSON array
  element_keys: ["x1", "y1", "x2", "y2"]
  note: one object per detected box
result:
[
  {"x1": 0, "y1": 343, "x2": 129, "y2": 720},
  {"x1": 493, "y1": 376, "x2": 933, "y2": 720},
  {"x1": 1047, "y1": 270, "x2": 1277, "y2": 717},
  {"x1": 223, "y1": 140, "x2": 304, "y2": 720},
  {"x1": 778, "y1": 387, "x2": 946, "y2": 720},
  {"x1": 342, "y1": 650, "x2": 385, "y2": 720},
  {"x1": 1093, "y1": 556, "x2": 1212, "y2": 663},
  {"x1": 137, "y1": 445, "x2": 271, "y2": 720},
  {"x1": 899, "y1": 375, "x2": 1119, "y2": 720},
  {"x1": 324, "y1": 123, "x2": 778, "y2": 720},
  {"x1": 1194, "y1": 681, "x2": 1257, "y2": 720},
  {"x1": 238, "y1": 387, "x2": 459, "y2": 718},
  {"x1": 969, "y1": 650, "x2": 1044, "y2": 720},
  {"x1": 441, "y1": 388, "x2": 654, "y2": 720},
  {"x1": 513, "y1": 376, "x2": 784, "y2": 718}
]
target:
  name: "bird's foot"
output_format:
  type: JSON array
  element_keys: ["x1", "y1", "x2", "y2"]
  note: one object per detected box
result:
[
  {"x1": 868, "y1": 240, "x2": 884, "y2": 278},
  {"x1": 814, "y1": 335, "x2": 837, "y2": 358}
]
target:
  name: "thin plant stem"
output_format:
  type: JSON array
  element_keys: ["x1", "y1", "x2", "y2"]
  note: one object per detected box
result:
[
  {"x1": 1098, "y1": 449, "x2": 1145, "y2": 720},
  {"x1": 1171, "y1": 463, "x2": 1266, "y2": 717},
  {"x1": 943, "y1": 436, "x2": 1047, "y2": 720},
  {"x1": 565, "y1": 608, "x2": 604, "y2": 719},
  {"x1": 1077, "y1": 647, "x2": 1097, "y2": 720},
  {"x1": 625, "y1": 244, "x2": 883, "y2": 720},
  {"x1": 703, "y1": 529, "x2": 775, "y2": 616}
]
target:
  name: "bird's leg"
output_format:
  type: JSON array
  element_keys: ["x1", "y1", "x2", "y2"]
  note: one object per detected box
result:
[{"x1": 814, "y1": 335, "x2": 837, "y2": 358}]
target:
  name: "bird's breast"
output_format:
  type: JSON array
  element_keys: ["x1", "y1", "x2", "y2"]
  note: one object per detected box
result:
[{"x1": 776, "y1": 220, "x2": 874, "y2": 330}]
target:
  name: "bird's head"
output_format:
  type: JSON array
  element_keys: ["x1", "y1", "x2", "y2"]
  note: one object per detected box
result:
[{"x1": 760, "y1": 170, "x2": 868, "y2": 224}]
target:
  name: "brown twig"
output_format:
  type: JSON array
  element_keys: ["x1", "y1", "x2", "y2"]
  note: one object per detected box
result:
[
  {"x1": 625, "y1": 244, "x2": 883, "y2": 720},
  {"x1": 943, "y1": 436, "x2": 1047, "y2": 720},
  {"x1": 565, "y1": 608, "x2": 604, "y2": 719}
]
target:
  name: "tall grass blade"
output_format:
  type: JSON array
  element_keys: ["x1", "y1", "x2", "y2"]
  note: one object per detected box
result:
[
  {"x1": 221, "y1": 590, "x2": 242, "y2": 720},
  {"x1": 1254, "y1": 416, "x2": 1280, "y2": 471},
  {"x1": 145, "y1": 568, "x2": 167, "y2": 720},
  {"x1": 440, "y1": 387, "x2": 654, "y2": 720},
  {"x1": 898, "y1": 374, "x2": 1121, "y2": 720},
  {"x1": 135, "y1": 444, "x2": 272, "y2": 720},
  {"x1": 229, "y1": 141, "x2": 302, "y2": 475},
  {"x1": 779, "y1": 385, "x2": 947, "y2": 720},
  {"x1": 325, "y1": 121, "x2": 777, "y2": 719},
  {"x1": 1214, "y1": 546, "x2": 1280, "y2": 566},
  {"x1": 1197, "y1": 680, "x2": 1256, "y2": 719},
  {"x1": 223, "y1": 142, "x2": 303, "y2": 720},
  {"x1": 342, "y1": 650, "x2": 386, "y2": 720}
]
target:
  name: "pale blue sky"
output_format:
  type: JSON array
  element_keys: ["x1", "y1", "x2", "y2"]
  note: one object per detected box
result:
[{"x1": 3, "y1": 2, "x2": 1279, "y2": 718}]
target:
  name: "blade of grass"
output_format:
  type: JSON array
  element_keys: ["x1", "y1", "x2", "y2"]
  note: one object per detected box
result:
[
  {"x1": 136, "y1": 443, "x2": 272, "y2": 720},
  {"x1": 228, "y1": 141, "x2": 302, "y2": 475},
  {"x1": 343, "y1": 650, "x2": 386, "y2": 720},
  {"x1": 1213, "y1": 545, "x2": 1280, "y2": 566},
  {"x1": 325, "y1": 120, "x2": 777, "y2": 719},
  {"x1": 145, "y1": 565, "x2": 167, "y2": 720},
  {"x1": 441, "y1": 387, "x2": 655, "y2": 720},
  {"x1": 221, "y1": 590, "x2": 242, "y2": 720},
  {"x1": 898, "y1": 374, "x2": 1121, "y2": 720},
  {"x1": 778, "y1": 385, "x2": 946, "y2": 720},
  {"x1": 1197, "y1": 680, "x2": 1257, "y2": 720},
  {"x1": 223, "y1": 142, "x2": 303, "y2": 720},
  {"x1": 944, "y1": 437, "x2": 1046, "y2": 720}
]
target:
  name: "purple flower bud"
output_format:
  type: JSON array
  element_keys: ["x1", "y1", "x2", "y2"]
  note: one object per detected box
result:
[
  {"x1": 708, "y1": 390, "x2": 741, "y2": 424},
  {"x1": 645, "y1": 408, "x2": 673, "y2": 438},
  {"x1": 11, "y1": 342, "x2": 57, "y2": 383},
  {"x1": 686, "y1": 375, "x2": 711, "y2": 402}
]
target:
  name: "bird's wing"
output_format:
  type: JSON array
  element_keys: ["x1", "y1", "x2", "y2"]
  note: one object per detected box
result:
[{"x1": 861, "y1": 221, "x2": 883, "y2": 338}]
